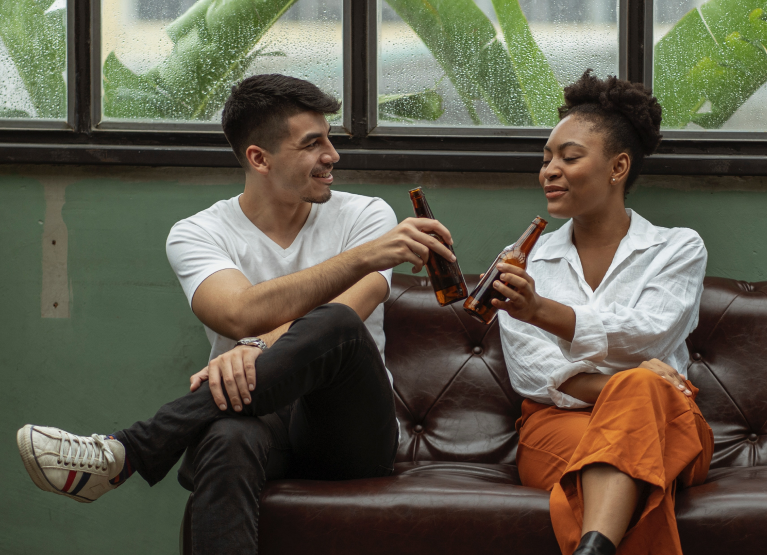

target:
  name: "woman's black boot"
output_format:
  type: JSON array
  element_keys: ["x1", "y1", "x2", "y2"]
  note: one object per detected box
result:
[{"x1": 572, "y1": 531, "x2": 617, "y2": 555}]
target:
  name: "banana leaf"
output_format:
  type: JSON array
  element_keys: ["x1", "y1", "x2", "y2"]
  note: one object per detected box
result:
[
  {"x1": 654, "y1": 0, "x2": 767, "y2": 128},
  {"x1": 0, "y1": 108, "x2": 31, "y2": 118},
  {"x1": 0, "y1": 0, "x2": 66, "y2": 119},
  {"x1": 492, "y1": 0, "x2": 562, "y2": 126},
  {"x1": 104, "y1": 0, "x2": 297, "y2": 120},
  {"x1": 385, "y1": 0, "x2": 532, "y2": 126},
  {"x1": 379, "y1": 89, "x2": 445, "y2": 122}
]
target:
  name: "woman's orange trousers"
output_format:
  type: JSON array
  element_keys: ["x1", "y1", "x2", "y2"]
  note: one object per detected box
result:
[{"x1": 516, "y1": 368, "x2": 714, "y2": 555}]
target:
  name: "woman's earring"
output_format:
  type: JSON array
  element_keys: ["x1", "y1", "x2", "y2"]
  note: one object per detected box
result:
[{"x1": 611, "y1": 177, "x2": 616, "y2": 183}]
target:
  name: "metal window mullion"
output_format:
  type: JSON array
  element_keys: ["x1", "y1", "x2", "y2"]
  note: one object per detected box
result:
[
  {"x1": 342, "y1": 0, "x2": 353, "y2": 133},
  {"x1": 72, "y1": 0, "x2": 93, "y2": 134},
  {"x1": 643, "y1": 0, "x2": 654, "y2": 88},
  {"x1": 66, "y1": 0, "x2": 76, "y2": 129},
  {"x1": 618, "y1": 0, "x2": 628, "y2": 80},
  {"x1": 348, "y1": 0, "x2": 370, "y2": 138},
  {"x1": 366, "y1": 0, "x2": 378, "y2": 134},
  {"x1": 625, "y1": 0, "x2": 645, "y2": 84},
  {"x1": 90, "y1": 0, "x2": 101, "y2": 130}
]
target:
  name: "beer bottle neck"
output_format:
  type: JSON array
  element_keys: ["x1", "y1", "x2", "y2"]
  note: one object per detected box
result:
[
  {"x1": 409, "y1": 189, "x2": 435, "y2": 219},
  {"x1": 516, "y1": 217, "x2": 547, "y2": 254}
]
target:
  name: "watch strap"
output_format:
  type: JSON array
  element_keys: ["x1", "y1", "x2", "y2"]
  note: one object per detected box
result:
[{"x1": 236, "y1": 337, "x2": 268, "y2": 351}]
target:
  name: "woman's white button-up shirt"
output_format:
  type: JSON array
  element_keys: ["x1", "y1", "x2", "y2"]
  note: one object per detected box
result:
[{"x1": 498, "y1": 209, "x2": 708, "y2": 409}]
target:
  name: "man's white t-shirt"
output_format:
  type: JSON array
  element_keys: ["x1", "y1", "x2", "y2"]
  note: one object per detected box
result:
[{"x1": 166, "y1": 191, "x2": 397, "y2": 366}]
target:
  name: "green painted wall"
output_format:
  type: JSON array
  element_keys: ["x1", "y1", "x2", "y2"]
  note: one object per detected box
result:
[{"x1": 1, "y1": 166, "x2": 766, "y2": 554}]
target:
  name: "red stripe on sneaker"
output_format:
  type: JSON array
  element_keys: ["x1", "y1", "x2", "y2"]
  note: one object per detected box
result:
[
  {"x1": 69, "y1": 472, "x2": 91, "y2": 496},
  {"x1": 62, "y1": 470, "x2": 77, "y2": 492}
]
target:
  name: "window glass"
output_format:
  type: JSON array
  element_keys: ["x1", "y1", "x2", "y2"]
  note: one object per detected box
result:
[
  {"x1": 378, "y1": 0, "x2": 618, "y2": 128},
  {"x1": 0, "y1": 0, "x2": 67, "y2": 120},
  {"x1": 653, "y1": 0, "x2": 767, "y2": 131},
  {"x1": 100, "y1": 0, "x2": 342, "y2": 123}
]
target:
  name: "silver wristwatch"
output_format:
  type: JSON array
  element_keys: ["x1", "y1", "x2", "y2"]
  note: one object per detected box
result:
[{"x1": 236, "y1": 337, "x2": 268, "y2": 351}]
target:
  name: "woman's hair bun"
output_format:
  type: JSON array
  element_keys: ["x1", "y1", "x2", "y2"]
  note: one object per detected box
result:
[{"x1": 559, "y1": 69, "x2": 662, "y2": 156}]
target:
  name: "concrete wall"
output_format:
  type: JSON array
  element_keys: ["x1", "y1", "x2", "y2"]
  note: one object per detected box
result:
[{"x1": 1, "y1": 164, "x2": 766, "y2": 554}]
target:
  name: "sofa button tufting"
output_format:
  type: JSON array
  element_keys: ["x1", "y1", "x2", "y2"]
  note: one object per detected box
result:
[
  {"x1": 413, "y1": 424, "x2": 424, "y2": 434},
  {"x1": 749, "y1": 433, "x2": 758, "y2": 442},
  {"x1": 692, "y1": 352, "x2": 702, "y2": 361},
  {"x1": 473, "y1": 346, "x2": 483, "y2": 355}
]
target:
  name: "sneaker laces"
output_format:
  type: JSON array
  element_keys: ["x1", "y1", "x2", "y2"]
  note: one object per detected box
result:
[{"x1": 57, "y1": 432, "x2": 116, "y2": 472}]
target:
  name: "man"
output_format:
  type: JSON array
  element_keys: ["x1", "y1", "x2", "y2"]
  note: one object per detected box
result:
[{"x1": 16, "y1": 74, "x2": 456, "y2": 554}]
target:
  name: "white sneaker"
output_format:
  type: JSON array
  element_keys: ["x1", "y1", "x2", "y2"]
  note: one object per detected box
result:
[{"x1": 17, "y1": 424, "x2": 126, "y2": 503}]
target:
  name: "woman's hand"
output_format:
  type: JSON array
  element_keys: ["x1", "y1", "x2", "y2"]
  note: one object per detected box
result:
[
  {"x1": 492, "y1": 263, "x2": 577, "y2": 342},
  {"x1": 492, "y1": 263, "x2": 543, "y2": 323},
  {"x1": 639, "y1": 358, "x2": 692, "y2": 396}
]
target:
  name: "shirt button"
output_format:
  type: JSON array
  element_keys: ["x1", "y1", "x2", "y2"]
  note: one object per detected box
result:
[
  {"x1": 692, "y1": 353, "x2": 702, "y2": 361},
  {"x1": 413, "y1": 424, "x2": 424, "y2": 434},
  {"x1": 473, "y1": 346, "x2": 483, "y2": 355}
]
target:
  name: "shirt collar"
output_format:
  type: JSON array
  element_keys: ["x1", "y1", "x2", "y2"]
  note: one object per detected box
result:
[{"x1": 531, "y1": 209, "x2": 667, "y2": 263}]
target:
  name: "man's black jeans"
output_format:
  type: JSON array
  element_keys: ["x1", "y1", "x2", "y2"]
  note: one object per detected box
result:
[{"x1": 114, "y1": 304, "x2": 399, "y2": 555}]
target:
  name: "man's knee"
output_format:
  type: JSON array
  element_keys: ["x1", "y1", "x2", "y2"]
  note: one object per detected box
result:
[
  {"x1": 307, "y1": 302, "x2": 366, "y2": 338},
  {"x1": 178, "y1": 418, "x2": 270, "y2": 490}
]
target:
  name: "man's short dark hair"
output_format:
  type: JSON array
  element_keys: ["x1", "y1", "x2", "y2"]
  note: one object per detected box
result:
[{"x1": 222, "y1": 74, "x2": 341, "y2": 168}]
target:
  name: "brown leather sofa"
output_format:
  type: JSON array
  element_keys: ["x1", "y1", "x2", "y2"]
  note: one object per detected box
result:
[{"x1": 183, "y1": 274, "x2": 767, "y2": 554}]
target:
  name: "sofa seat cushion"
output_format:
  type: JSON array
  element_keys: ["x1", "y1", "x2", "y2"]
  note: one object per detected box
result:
[
  {"x1": 259, "y1": 461, "x2": 559, "y2": 555},
  {"x1": 677, "y1": 466, "x2": 767, "y2": 553}
]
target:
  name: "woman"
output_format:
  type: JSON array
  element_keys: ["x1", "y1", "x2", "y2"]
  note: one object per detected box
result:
[{"x1": 494, "y1": 70, "x2": 713, "y2": 555}]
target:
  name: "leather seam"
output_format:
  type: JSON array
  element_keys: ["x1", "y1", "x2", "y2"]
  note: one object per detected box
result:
[
  {"x1": 477, "y1": 355, "x2": 518, "y2": 407},
  {"x1": 702, "y1": 292, "x2": 739, "y2": 347},
  {"x1": 419, "y1": 355, "x2": 474, "y2": 424},
  {"x1": 697, "y1": 357, "x2": 751, "y2": 440}
]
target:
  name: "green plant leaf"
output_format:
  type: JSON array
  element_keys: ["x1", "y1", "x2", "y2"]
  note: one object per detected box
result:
[
  {"x1": 491, "y1": 0, "x2": 562, "y2": 126},
  {"x1": 379, "y1": 89, "x2": 445, "y2": 121},
  {"x1": 0, "y1": 107, "x2": 31, "y2": 118},
  {"x1": 385, "y1": 0, "x2": 531, "y2": 125},
  {"x1": 104, "y1": 0, "x2": 298, "y2": 120},
  {"x1": 0, "y1": 0, "x2": 66, "y2": 119},
  {"x1": 654, "y1": 0, "x2": 767, "y2": 128}
]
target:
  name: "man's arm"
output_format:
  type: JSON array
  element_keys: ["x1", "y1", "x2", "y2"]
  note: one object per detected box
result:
[
  {"x1": 259, "y1": 271, "x2": 386, "y2": 346},
  {"x1": 191, "y1": 217, "x2": 453, "y2": 340},
  {"x1": 189, "y1": 217, "x2": 452, "y2": 412},
  {"x1": 190, "y1": 271, "x2": 388, "y2": 411}
]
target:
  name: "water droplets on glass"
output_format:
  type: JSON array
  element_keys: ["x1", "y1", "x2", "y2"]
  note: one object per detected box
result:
[
  {"x1": 101, "y1": 0, "x2": 342, "y2": 122},
  {"x1": 379, "y1": 0, "x2": 618, "y2": 128},
  {"x1": 0, "y1": 0, "x2": 67, "y2": 120}
]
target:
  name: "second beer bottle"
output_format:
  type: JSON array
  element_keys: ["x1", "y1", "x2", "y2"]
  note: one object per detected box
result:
[
  {"x1": 409, "y1": 187, "x2": 468, "y2": 306},
  {"x1": 463, "y1": 216, "x2": 548, "y2": 324}
]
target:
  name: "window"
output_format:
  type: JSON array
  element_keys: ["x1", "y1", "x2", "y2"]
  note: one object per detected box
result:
[
  {"x1": 653, "y1": 0, "x2": 767, "y2": 132},
  {"x1": 0, "y1": 0, "x2": 765, "y2": 173},
  {"x1": 378, "y1": 0, "x2": 618, "y2": 128},
  {"x1": 0, "y1": 0, "x2": 68, "y2": 123},
  {"x1": 100, "y1": 0, "x2": 342, "y2": 124}
]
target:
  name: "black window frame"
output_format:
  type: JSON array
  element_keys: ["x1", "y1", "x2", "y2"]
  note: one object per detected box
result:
[{"x1": 1, "y1": 0, "x2": 766, "y2": 175}]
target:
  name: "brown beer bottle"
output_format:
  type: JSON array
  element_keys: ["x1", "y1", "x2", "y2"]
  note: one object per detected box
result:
[
  {"x1": 409, "y1": 187, "x2": 469, "y2": 306},
  {"x1": 463, "y1": 216, "x2": 548, "y2": 324}
]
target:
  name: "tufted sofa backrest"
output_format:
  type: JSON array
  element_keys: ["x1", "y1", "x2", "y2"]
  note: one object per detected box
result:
[
  {"x1": 385, "y1": 274, "x2": 522, "y2": 464},
  {"x1": 686, "y1": 277, "x2": 767, "y2": 469},
  {"x1": 385, "y1": 274, "x2": 767, "y2": 468}
]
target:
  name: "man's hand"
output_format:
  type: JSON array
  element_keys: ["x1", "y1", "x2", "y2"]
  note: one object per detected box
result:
[
  {"x1": 361, "y1": 217, "x2": 456, "y2": 274},
  {"x1": 190, "y1": 345, "x2": 262, "y2": 411},
  {"x1": 639, "y1": 358, "x2": 692, "y2": 396}
]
